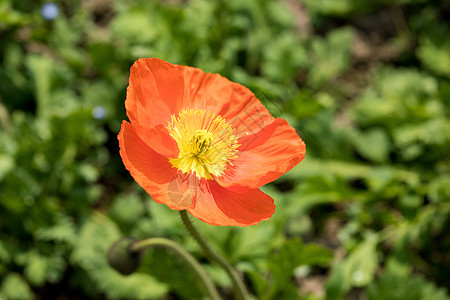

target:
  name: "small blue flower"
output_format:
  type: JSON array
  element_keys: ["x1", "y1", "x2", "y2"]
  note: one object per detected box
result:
[
  {"x1": 92, "y1": 106, "x2": 107, "y2": 120},
  {"x1": 41, "y1": 3, "x2": 59, "y2": 21}
]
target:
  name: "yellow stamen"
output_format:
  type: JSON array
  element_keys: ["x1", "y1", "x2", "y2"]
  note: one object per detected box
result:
[{"x1": 167, "y1": 108, "x2": 239, "y2": 179}]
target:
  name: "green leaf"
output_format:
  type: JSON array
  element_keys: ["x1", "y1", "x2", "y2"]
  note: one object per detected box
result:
[
  {"x1": 24, "y1": 251, "x2": 47, "y2": 287},
  {"x1": 77, "y1": 163, "x2": 100, "y2": 183},
  {"x1": 287, "y1": 174, "x2": 356, "y2": 211},
  {"x1": 0, "y1": 241, "x2": 10, "y2": 264},
  {"x1": 110, "y1": 193, "x2": 145, "y2": 225},
  {"x1": 110, "y1": 6, "x2": 157, "y2": 44},
  {"x1": 326, "y1": 234, "x2": 379, "y2": 300},
  {"x1": 351, "y1": 128, "x2": 391, "y2": 163},
  {"x1": 326, "y1": 263, "x2": 349, "y2": 300},
  {"x1": 301, "y1": 0, "x2": 367, "y2": 16},
  {"x1": 302, "y1": 0, "x2": 425, "y2": 16},
  {"x1": 26, "y1": 55, "x2": 52, "y2": 119},
  {"x1": 271, "y1": 239, "x2": 333, "y2": 268},
  {"x1": 262, "y1": 33, "x2": 307, "y2": 83},
  {"x1": 35, "y1": 215, "x2": 77, "y2": 245},
  {"x1": 418, "y1": 26, "x2": 450, "y2": 77},
  {"x1": 141, "y1": 247, "x2": 205, "y2": 299},
  {"x1": 428, "y1": 175, "x2": 450, "y2": 203},
  {"x1": 72, "y1": 212, "x2": 168, "y2": 299},
  {"x1": 367, "y1": 272, "x2": 450, "y2": 300},
  {"x1": 0, "y1": 154, "x2": 14, "y2": 182},
  {"x1": 0, "y1": 2, "x2": 28, "y2": 27},
  {"x1": 351, "y1": 67, "x2": 440, "y2": 128},
  {"x1": 265, "y1": 238, "x2": 332, "y2": 299},
  {"x1": 343, "y1": 233, "x2": 379, "y2": 287},
  {"x1": 247, "y1": 270, "x2": 268, "y2": 298},
  {"x1": 196, "y1": 219, "x2": 278, "y2": 265},
  {"x1": 0, "y1": 273, "x2": 32, "y2": 300},
  {"x1": 308, "y1": 27, "x2": 354, "y2": 86}
]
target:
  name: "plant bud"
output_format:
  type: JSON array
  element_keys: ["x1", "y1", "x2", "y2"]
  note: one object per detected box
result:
[{"x1": 107, "y1": 237, "x2": 142, "y2": 275}]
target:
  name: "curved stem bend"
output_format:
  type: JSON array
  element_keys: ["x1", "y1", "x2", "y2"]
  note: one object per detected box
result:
[
  {"x1": 130, "y1": 237, "x2": 222, "y2": 300},
  {"x1": 179, "y1": 210, "x2": 250, "y2": 300}
]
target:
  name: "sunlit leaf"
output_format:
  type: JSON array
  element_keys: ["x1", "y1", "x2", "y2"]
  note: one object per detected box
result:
[
  {"x1": 72, "y1": 212, "x2": 168, "y2": 299},
  {"x1": 418, "y1": 26, "x2": 450, "y2": 77},
  {"x1": 351, "y1": 128, "x2": 391, "y2": 163},
  {"x1": 308, "y1": 27, "x2": 354, "y2": 86},
  {"x1": 265, "y1": 238, "x2": 332, "y2": 299},
  {"x1": 0, "y1": 273, "x2": 32, "y2": 300}
]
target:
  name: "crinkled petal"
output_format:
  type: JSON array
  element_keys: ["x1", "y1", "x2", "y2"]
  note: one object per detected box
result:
[
  {"x1": 187, "y1": 181, "x2": 275, "y2": 226},
  {"x1": 216, "y1": 118, "x2": 306, "y2": 192},
  {"x1": 181, "y1": 67, "x2": 275, "y2": 137},
  {"x1": 125, "y1": 58, "x2": 185, "y2": 128},
  {"x1": 118, "y1": 121, "x2": 194, "y2": 209},
  {"x1": 125, "y1": 58, "x2": 274, "y2": 135},
  {"x1": 132, "y1": 123, "x2": 178, "y2": 158}
]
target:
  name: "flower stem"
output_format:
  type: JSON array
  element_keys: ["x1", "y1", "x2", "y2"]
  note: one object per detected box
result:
[
  {"x1": 179, "y1": 210, "x2": 250, "y2": 300},
  {"x1": 130, "y1": 237, "x2": 222, "y2": 300}
]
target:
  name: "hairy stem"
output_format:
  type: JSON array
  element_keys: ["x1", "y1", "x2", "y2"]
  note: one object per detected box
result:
[
  {"x1": 130, "y1": 237, "x2": 222, "y2": 300},
  {"x1": 179, "y1": 210, "x2": 250, "y2": 300}
]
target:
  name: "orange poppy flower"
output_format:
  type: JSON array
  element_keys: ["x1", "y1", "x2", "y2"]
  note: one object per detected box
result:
[{"x1": 118, "y1": 58, "x2": 306, "y2": 226}]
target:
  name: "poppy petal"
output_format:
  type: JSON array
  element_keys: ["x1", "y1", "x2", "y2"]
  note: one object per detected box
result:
[
  {"x1": 118, "y1": 121, "x2": 193, "y2": 209},
  {"x1": 216, "y1": 118, "x2": 306, "y2": 192},
  {"x1": 126, "y1": 58, "x2": 185, "y2": 128},
  {"x1": 182, "y1": 68, "x2": 275, "y2": 136},
  {"x1": 126, "y1": 58, "x2": 274, "y2": 136},
  {"x1": 218, "y1": 84, "x2": 275, "y2": 139},
  {"x1": 132, "y1": 123, "x2": 178, "y2": 158},
  {"x1": 187, "y1": 181, "x2": 275, "y2": 226}
]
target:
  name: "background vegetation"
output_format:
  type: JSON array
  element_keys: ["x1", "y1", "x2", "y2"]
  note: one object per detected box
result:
[{"x1": 1, "y1": 0, "x2": 449, "y2": 299}]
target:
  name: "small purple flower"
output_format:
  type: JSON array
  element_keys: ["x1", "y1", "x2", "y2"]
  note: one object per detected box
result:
[
  {"x1": 41, "y1": 3, "x2": 59, "y2": 21},
  {"x1": 92, "y1": 106, "x2": 107, "y2": 120}
]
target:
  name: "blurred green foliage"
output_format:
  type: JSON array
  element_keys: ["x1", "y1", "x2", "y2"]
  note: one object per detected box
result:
[{"x1": 1, "y1": 0, "x2": 449, "y2": 299}]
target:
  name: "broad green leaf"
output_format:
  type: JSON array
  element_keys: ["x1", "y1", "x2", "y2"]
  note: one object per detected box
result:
[
  {"x1": 428, "y1": 175, "x2": 450, "y2": 203},
  {"x1": 0, "y1": 273, "x2": 32, "y2": 300},
  {"x1": 35, "y1": 215, "x2": 76, "y2": 245},
  {"x1": 142, "y1": 247, "x2": 206, "y2": 299},
  {"x1": 286, "y1": 174, "x2": 357, "y2": 212},
  {"x1": 351, "y1": 68, "x2": 440, "y2": 128},
  {"x1": 343, "y1": 234, "x2": 379, "y2": 287},
  {"x1": 77, "y1": 163, "x2": 100, "y2": 183},
  {"x1": 196, "y1": 219, "x2": 278, "y2": 264},
  {"x1": 326, "y1": 234, "x2": 378, "y2": 300},
  {"x1": 367, "y1": 272, "x2": 450, "y2": 300},
  {"x1": 0, "y1": 241, "x2": 10, "y2": 263},
  {"x1": 271, "y1": 239, "x2": 332, "y2": 267},
  {"x1": 110, "y1": 6, "x2": 157, "y2": 44},
  {"x1": 351, "y1": 128, "x2": 391, "y2": 163},
  {"x1": 26, "y1": 55, "x2": 52, "y2": 119},
  {"x1": 285, "y1": 156, "x2": 372, "y2": 180},
  {"x1": 262, "y1": 33, "x2": 307, "y2": 83},
  {"x1": 72, "y1": 212, "x2": 168, "y2": 299},
  {"x1": 0, "y1": 154, "x2": 13, "y2": 182},
  {"x1": 24, "y1": 252, "x2": 47, "y2": 287},
  {"x1": 0, "y1": 2, "x2": 27, "y2": 27},
  {"x1": 326, "y1": 263, "x2": 349, "y2": 300},
  {"x1": 110, "y1": 193, "x2": 145, "y2": 225},
  {"x1": 265, "y1": 238, "x2": 332, "y2": 299},
  {"x1": 286, "y1": 91, "x2": 335, "y2": 119},
  {"x1": 308, "y1": 27, "x2": 354, "y2": 86},
  {"x1": 302, "y1": 0, "x2": 426, "y2": 16},
  {"x1": 418, "y1": 26, "x2": 450, "y2": 77}
]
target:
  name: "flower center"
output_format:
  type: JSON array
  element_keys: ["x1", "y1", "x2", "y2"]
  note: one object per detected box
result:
[
  {"x1": 167, "y1": 108, "x2": 239, "y2": 179},
  {"x1": 190, "y1": 129, "x2": 213, "y2": 156}
]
